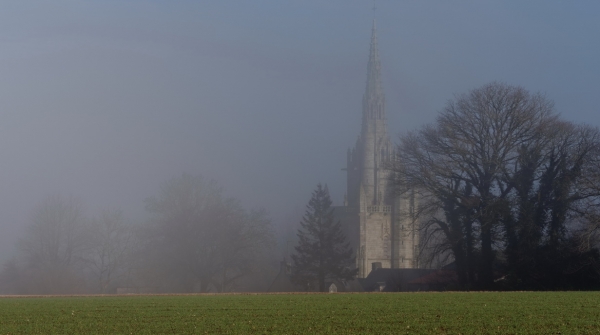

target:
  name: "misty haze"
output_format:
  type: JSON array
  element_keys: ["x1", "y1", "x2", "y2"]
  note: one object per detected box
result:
[{"x1": 1, "y1": 0, "x2": 600, "y2": 298}]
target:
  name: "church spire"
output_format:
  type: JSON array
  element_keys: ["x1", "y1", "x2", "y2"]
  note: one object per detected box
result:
[
  {"x1": 344, "y1": 16, "x2": 419, "y2": 278},
  {"x1": 359, "y1": 19, "x2": 390, "y2": 207},
  {"x1": 363, "y1": 19, "x2": 385, "y2": 122}
]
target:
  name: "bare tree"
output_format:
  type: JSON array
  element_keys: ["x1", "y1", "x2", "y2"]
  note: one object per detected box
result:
[
  {"x1": 17, "y1": 195, "x2": 88, "y2": 294},
  {"x1": 392, "y1": 82, "x2": 557, "y2": 289},
  {"x1": 501, "y1": 122, "x2": 600, "y2": 284},
  {"x1": 81, "y1": 208, "x2": 131, "y2": 293},
  {"x1": 394, "y1": 83, "x2": 600, "y2": 289},
  {"x1": 143, "y1": 173, "x2": 275, "y2": 292}
]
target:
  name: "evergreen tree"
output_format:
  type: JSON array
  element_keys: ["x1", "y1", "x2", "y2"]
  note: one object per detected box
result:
[{"x1": 291, "y1": 183, "x2": 357, "y2": 291}]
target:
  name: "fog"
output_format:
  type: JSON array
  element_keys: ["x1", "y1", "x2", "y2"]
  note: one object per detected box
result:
[{"x1": 1, "y1": 0, "x2": 599, "y2": 268}]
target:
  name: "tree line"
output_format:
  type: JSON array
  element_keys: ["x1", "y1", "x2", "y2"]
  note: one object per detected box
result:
[
  {"x1": 392, "y1": 82, "x2": 600, "y2": 290},
  {"x1": 2, "y1": 82, "x2": 599, "y2": 294},
  {"x1": 288, "y1": 82, "x2": 600, "y2": 292},
  {"x1": 0, "y1": 174, "x2": 276, "y2": 294}
]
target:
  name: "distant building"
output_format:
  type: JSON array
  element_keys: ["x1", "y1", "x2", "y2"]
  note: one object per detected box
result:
[{"x1": 335, "y1": 20, "x2": 419, "y2": 278}]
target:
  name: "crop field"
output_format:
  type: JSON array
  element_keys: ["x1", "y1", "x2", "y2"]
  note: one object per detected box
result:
[{"x1": 1, "y1": 292, "x2": 599, "y2": 334}]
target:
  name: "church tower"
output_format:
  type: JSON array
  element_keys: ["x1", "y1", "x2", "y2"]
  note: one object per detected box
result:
[{"x1": 343, "y1": 20, "x2": 419, "y2": 278}]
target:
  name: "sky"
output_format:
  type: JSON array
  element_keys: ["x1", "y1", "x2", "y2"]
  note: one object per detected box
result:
[{"x1": 1, "y1": 0, "x2": 599, "y2": 262}]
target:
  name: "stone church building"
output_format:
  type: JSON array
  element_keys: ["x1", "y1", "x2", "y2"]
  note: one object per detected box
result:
[{"x1": 335, "y1": 20, "x2": 419, "y2": 278}]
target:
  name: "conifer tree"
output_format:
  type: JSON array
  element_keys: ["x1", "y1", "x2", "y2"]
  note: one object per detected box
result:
[{"x1": 291, "y1": 183, "x2": 357, "y2": 291}]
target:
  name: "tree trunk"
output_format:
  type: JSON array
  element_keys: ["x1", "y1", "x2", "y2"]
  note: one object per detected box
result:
[{"x1": 480, "y1": 221, "x2": 494, "y2": 289}]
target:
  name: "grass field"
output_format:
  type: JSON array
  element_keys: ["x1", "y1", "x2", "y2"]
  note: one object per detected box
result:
[{"x1": 1, "y1": 292, "x2": 599, "y2": 334}]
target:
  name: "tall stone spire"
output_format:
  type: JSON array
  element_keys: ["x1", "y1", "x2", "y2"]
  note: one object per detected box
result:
[
  {"x1": 363, "y1": 19, "x2": 385, "y2": 123},
  {"x1": 342, "y1": 18, "x2": 420, "y2": 279},
  {"x1": 360, "y1": 19, "x2": 390, "y2": 207}
]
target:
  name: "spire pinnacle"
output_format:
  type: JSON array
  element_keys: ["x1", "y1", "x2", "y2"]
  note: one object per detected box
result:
[
  {"x1": 367, "y1": 19, "x2": 382, "y2": 94},
  {"x1": 363, "y1": 19, "x2": 385, "y2": 121}
]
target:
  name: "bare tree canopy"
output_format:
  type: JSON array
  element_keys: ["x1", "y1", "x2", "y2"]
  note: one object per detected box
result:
[
  {"x1": 0, "y1": 175, "x2": 277, "y2": 294},
  {"x1": 141, "y1": 173, "x2": 276, "y2": 292},
  {"x1": 392, "y1": 82, "x2": 600, "y2": 290},
  {"x1": 15, "y1": 195, "x2": 88, "y2": 294},
  {"x1": 81, "y1": 208, "x2": 132, "y2": 294}
]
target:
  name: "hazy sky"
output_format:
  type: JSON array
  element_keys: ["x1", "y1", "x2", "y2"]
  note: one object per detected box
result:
[{"x1": 1, "y1": 1, "x2": 599, "y2": 261}]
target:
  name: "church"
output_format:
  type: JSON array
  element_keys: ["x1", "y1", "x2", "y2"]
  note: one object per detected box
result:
[
  {"x1": 335, "y1": 20, "x2": 419, "y2": 278},
  {"x1": 269, "y1": 21, "x2": 426, "y2": 292}
]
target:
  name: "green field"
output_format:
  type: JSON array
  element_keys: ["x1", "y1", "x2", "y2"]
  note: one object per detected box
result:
[{"x1": 1, "y1": 292, "x2": 599, "y2": 334}]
